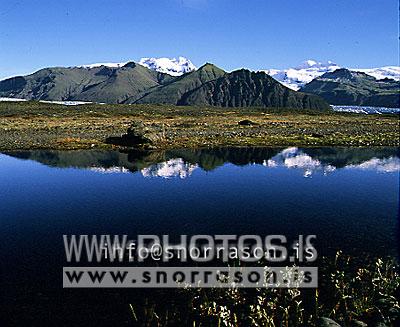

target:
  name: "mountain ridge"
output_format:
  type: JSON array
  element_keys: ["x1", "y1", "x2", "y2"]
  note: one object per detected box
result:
[
  {"x1": 177, "y1": 69, "x2": 328, "y2": 109},
  {"x1": 300, "y1": 68, "x2": 400, "y2": 108},
  {"x1": 263, "y1": 60, "x2": 400, "y2": 90},
  {"x1": 0, "y1": 62, "x2": 331, "y2": 110}
]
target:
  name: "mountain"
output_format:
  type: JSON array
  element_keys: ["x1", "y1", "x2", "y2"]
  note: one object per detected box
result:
[
  {"x1": 0, "y1": 61, "x2": 330, "y2": 110},
  {"x1": 0, "y1": 62, "x2": 174, "y2": 103},
  {"x1": 177, "y1": 68, "x2": 329, "y2": 109},
  {"x1": 263, "y1": 60, "x2": 400, "y2": 90},
  {"x1": 300, "y1": 68, "x2": 400, "y2": 108},
  {"x1": 138, "y1": 57, "x2": 196, "y2": 76},
  {"x1": 264, "y1": 60, "x2": 341, "y2": 90},
  {"x1": 79, "y1": 56, "x2": 196, "y2": 76},
  {"x1": 134, "y1": 63, "x2": 226, "y2": 105}
]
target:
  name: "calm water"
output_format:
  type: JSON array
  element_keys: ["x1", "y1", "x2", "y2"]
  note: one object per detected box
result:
[{"x1": 1, "y1": 147, "x2": 399, "y2": 307}]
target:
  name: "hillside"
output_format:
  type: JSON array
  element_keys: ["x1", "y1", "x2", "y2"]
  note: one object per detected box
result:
[
  {"x1": 0, "y1": 62, "x2": 173, "y2": 104},
  {"x1": 133, "y1": 63, "x2": 226, "y2": 105},
  {"x1": 0, "y1": 62, "x2": 330, "y2": 110},
  {"x1": 300, "y1": 68, "x2": 400, "y2": 108},
  {"x1": 179, "y1": 69, "x2": 329, "y2": 109}
]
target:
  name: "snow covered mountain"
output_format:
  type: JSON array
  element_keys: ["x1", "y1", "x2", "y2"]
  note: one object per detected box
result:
[
  {"x1": 353, "y1": 66, "x2": 400, "y2": 81},
  {"x1": 138, "y1": 56, "x2": 196, "y2": 76},
  {"x1": 263, "y1": 60, "x2": 340, "y2": 90},
  {"x1": 263, "y1": 60, "x2": 400, "y2": 90},
  {"x1": 79, "y1": 56, "x2": 196, "y2": 76}
]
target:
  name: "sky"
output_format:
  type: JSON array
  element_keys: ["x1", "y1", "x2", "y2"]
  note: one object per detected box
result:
[{"x1": 0, "y1": 0, "x2": 398, "y2": 79}]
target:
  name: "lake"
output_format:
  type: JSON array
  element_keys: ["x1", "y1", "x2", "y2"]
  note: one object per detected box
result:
[{"x1": 1, "y1": 146, "x2": 399, "y2": 310}]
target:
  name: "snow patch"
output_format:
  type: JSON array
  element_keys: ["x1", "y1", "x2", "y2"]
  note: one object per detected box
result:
[
  {"x1": 0, "y1": 97, "x2": 27, "y2": 102},
  {"x1": 40, "y1": 100, "x2": 92, "y2": 106},
  {"x1": 0, "y1": 97, "x2": 92, "y2": 106}
]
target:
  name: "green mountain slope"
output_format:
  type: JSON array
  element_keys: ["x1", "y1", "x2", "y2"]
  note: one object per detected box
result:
[
  {"x1": 0, "y1": 62, "x2": 172, "y2": 104},
  {"x1": 0, "y1": 62, "x2": 330, "y2": 110},
  {"x1": 132, "y1": 63, "x2": 225, "y2": 104},
  {"x1": 300, "y1": 68, "x2": 400, "y2": 108},
  {"x1": 72, "y1": 63, "x2": 173, "y2": 103},
  {"x1": 180, "y1": 69, "x2": 330, "y2": 109}
]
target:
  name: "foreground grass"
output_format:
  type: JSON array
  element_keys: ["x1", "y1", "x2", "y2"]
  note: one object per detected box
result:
[
  {"x1": 0, "y1": 101, "x2": 398, "y2": 150},
  {"x1": 128, "y1": 253, "x2": 399, "y2": 327}
]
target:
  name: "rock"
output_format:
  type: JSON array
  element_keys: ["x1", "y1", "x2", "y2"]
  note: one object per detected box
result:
[
  {"x1": 238, "y1": 119, "x2": 257, "y2": 126},
  {"x1": 106, "y1": 121, "x2": 164, "y2": 147},
  {"x1": 351, "y1": 320, "x2": 367, "y2": 327},
  {"x1": 318, "y1": 317, "x2": 341, "y2": 327},
  {"x1": 311, "y1": 133, "x2": 324, "y2": 138}
]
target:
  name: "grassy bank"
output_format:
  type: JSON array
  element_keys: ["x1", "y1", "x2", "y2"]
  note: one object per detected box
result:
[
  {"x1": 0, "y1": 101, "x2": 398, "y2": 150},
  {"x1": 127, "y1": 253, "x2": 399, "y2": 326}
]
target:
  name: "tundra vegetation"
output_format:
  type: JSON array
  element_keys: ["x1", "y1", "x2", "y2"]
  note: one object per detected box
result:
[{"x1": 0, "y1": 101, "x2": 398, "y2": 151}]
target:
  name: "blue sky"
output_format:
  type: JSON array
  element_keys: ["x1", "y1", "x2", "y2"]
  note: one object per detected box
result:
[{"x1": 0, "y1": 0, "x2": 398, "y2": 79}]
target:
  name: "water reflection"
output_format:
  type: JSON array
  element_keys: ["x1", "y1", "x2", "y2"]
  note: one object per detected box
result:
[
  {"x1": 345, "y1": 157, "x2": 400, "y2": 173},
  {"x1": 3, "y1": 146, "x2": 399, "y2": 179},
  {"x1": 141, "y1": 158, "x2": 198, "y2": 179},
  {"x1": 1, "y1": 146, "x2": 398, "y2": 263},
  {"x1": 264, "y1": 147, "x2": 337, "y2": 177}
]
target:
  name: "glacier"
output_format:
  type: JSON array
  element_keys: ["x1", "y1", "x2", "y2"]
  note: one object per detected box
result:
[
  {"x1": 138, "y1": 56, "x2": 196, "y2": 76},
  {"x1": 263, "y1": 60, "x2": 400, "y2": 90}
]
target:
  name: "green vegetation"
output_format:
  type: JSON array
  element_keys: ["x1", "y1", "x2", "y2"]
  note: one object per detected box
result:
[
  {"x1": 136, "y1": 63, "x2": 226, "y2": 105},
  {"x1": 301, "y1": 69, "x2": 400, "y2": 108},
  {"x1": 126, "y1": 254, "x2": 399, "y2": 326},
  {"x1": 0, "y1": 62, "x2": 330, "y2": 110},
  {"x1": 0, "y1": 101, "x2": 398, "y2": 151},
  {"x1": 0, "y1": 62, "x2": 173, "y2": 104},
  {"x1": 178, "y1": 68, "x2": 330, "y2": 109}
]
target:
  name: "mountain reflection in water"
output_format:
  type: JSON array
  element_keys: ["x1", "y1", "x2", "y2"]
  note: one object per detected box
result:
[
  {"x1": 1, "y1": 146, "x2": 398, "y2": 269},
  {"x1": 4, "y1": 147, "x2": 399, "y2": 179}
]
